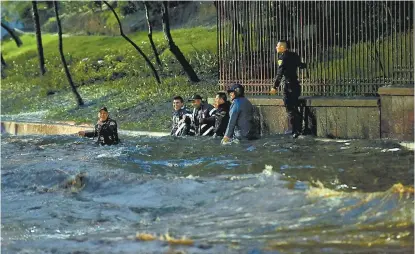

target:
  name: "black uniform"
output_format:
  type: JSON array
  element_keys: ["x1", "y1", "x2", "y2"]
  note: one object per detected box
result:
[
  {"x1": 274, "y1": 50, "x2": 306, "y2": 135},
  {"x1": 192, "y1": 102, "x2": 216, "y2": 136},
  {"x1": 202, "y1": 101, "x2": 231, "y2": 137},
  {"x1": 85, "y1": 118, "x2": 119, "y2": 145},
  {"x1": 171, "y1": 107, "x2": 194, "y2": 136}
]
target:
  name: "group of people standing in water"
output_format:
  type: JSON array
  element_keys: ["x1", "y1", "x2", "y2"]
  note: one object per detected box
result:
[{"x1": 78, "y1": 40, "x2": 306, "y2": 145}]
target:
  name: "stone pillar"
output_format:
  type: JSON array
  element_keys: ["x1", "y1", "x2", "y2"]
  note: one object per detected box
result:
[{"x1": 378, "y1": 87, "x2": 414, "y2": 141}]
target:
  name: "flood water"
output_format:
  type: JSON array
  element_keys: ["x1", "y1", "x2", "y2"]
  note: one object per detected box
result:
[{"x1": 1, "y1": 134, "x2": 414, "y2": 253}]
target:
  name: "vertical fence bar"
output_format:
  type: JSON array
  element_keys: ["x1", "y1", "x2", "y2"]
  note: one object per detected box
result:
[
  {"x1": 410, "y1": 1, "x2": 414, "y2": 83},
  {"x1": 398, "y1": 1, "x2": 402, "y2": 85},
  {"x1": 240, "y1": 1, "x2": 245, "y2": 85},
  {"x1": 217, "y1": 1, "x2": 412, "y2": 96},
  {"x1": 298, "y1": 1, "x2": 303, "y2": 85},
  {"x1": 231, "y1": 1, "x2": 235, "y2": 83},
  {"x1": 252, "y1": 1, "x2": 256, "y2": 85},
  {"x1": 218, "y1": 2, "x2": 222, "y2": 88},
  {"x1": 369, "y1": 2, "x2": 373, "y2": 93},
  {"x1": 266, "y1": 1, "x2": 272, "y2": 87},
  {"x1": 217, "y1": 2, "x2": 221, "y2": 88},
  {"x1": 228, "y1": 1, "x2": 232, "y2": 86},
  {"x1": 260, "y1": 1, "x2": 263, "y2": 88},
  {"x1": 392, "y1": 1, "x2": 396, "y2": 84},
  {"x1": 402, "y1": 1, "x2": 406, "y2": 83},
  {"x1": 310, "y1": 1, "x2": 314, "y2": 89},
  {"x1": 249, "y1": 1, "x2": 254, "y2": 85},
  {"x1": 315, "y1": 1, "x2": 320, "y2": 94}
]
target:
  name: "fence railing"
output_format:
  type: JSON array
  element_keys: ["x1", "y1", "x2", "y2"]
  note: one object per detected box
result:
[{"x1": 216, "y1": 1, "x2": 414, "y2": 96}]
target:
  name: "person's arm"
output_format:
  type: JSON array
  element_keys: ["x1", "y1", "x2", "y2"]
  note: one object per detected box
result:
[
  {"x1": 84, "y1": 125, "x2": 97, "y2": 138},
  {"x1": 274, "y1": 56, "x2": 286, "y2": 89},
  {"x1": 297, "y1": 53, "x2": 307, "y2": 69},
  {"x1": 214, "y1": 110, "x2": 228, "y2": 135},
  {"x1": 201, "y1": 104, "x2": 216, "y2": 125},
  {"x1": 224, "y1": 101, "x2": 240, "y2": 138},
  {"x1": 171, "y1": 114, "x2": 176, "y2": 136},
  {"x1": 201, "y1": 114, "x2": 215, "y2": 126},
  {"x1": 299, "y1": 62, "x2": 307, "y2": 69},
  {"x1": 109, "y1": 120, "x2": 119, "y2": 144}
]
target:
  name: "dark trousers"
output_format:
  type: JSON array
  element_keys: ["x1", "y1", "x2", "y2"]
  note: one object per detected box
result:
[{"x1": 283, "y1": 83, "x2": 302, "y2": 135}]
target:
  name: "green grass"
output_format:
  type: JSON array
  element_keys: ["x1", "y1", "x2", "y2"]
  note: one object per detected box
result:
[
  {"x1": 309, "y1": 31, "x2": 413, "y2": 83},
  {"x1": 2, "y1": 24, "x2": 411, "y2": 131},
  {"x1": 1, "y1": 26, "x2": 218, "y2": 131}
]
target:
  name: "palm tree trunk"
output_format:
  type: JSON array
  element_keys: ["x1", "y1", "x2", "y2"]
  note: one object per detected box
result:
[
  {"x1": 54, "y1": 1, "x2": 84, "y2": 106},
  {"x1": 32, "y1": 1, "x2": 46, "y2": 75},
  {"x1": 162, "y1": 1, "x2": 200, "y2": 82},
  {"x1": 144, "y1": 1, "x2": 162, "y2": 67},
  {"x1": 103, "y1": 1, "x2": 161, "y2": 84}
]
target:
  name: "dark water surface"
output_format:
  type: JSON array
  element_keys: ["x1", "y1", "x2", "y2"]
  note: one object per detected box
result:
[{"x1": 1, "y1": 134, "x2": 414, "y2": 253}]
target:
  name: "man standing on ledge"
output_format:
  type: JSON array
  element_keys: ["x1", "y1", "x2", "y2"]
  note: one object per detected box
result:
[
  {"x1": 270, "y1": 40, "x2": 306, "y2": 138},
  {"x1": 78, "y1": 107, "x2": 120, "y2": 145},
  {"x1": 222, "y1": 84, "x2": 256, "y2": 144}
]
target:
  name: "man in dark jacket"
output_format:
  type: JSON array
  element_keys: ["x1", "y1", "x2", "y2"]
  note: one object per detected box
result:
[
  {"x1": 78, "y1": 107, "x2": 120, "y2": 145},
  {"x1": 202, "y1": 92, "x2": 231, "y2": 137},
  {"x1": 222, "y1": 84, "x2": 256, "y2": 143},
  {"x1": 171, "y1": 96, "x2": 194, "y2": 136},
  {"x1": 270, "y1": 39, "x2": 306, "y2": 138},
  {"x1": 188, "y1": 94, "x2": 216, "y2": 136}
]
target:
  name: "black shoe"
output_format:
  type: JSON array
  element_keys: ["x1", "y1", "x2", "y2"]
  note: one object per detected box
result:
[{"x1": 292, "y1": 133, "x2": 299, "y2": 139}]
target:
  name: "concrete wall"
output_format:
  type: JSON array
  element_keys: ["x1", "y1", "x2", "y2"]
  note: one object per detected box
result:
[
  {"x1": 2, "y1": 87, "x2": 413, "y2": 141},
  {"x1": 1, "y1": 121, "x2": 92, "y2": 136},
  {"x1": 250, "y1": 96, "x2": 380, "y2": 139},
  {"x1": 0, "y1": 121, "x2": 170, "y2": 137},
  {"x1": 209, "y1": 87, "x2": 414, "y2": 141},
  {"x1": 379, "y1": 87, "x2": 414, "y2": 141}
]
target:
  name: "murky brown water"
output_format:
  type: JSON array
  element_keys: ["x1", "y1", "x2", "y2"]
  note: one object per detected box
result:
[{"x1": 1, "y1": 134, "x2": 413, "y2": 253}]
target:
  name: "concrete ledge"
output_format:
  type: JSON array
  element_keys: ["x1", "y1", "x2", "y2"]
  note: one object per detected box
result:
[
  {"x1": 210, "y1": 96, "x2": 380, "y2": 107},
  {"x1": 249, "y1": 97, "x2": 285, "y2": 106},
  {"x1": 1, "y1": 121, "x2": 91, "y2": 136},
  {"x1": 379, "y1": 87, "x2": 414, "y2": 141},
  {"x1": 1, "y1": 121, "x2": 170, "y2": 137},
  {"x1": 303, "y1": 97, "x2": 379, "y2": 107},
  {"x1": 378, "y1": 87, "x2": 414, "y2": 96}
]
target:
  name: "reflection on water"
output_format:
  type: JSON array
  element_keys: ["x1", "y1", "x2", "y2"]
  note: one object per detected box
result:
[{"x1": 1, "y1": 134, "x2": 414, "y2": 253}]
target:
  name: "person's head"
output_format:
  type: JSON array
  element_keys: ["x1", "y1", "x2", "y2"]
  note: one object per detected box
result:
[
  {"x1": 188, "y1": 94, "x2": 203, "y2": 109},
  {"x1": 98, "y1": 107, "x2": 109, "y2": 121},
  {"x1": 227, "y1": 84, "x2": 244, "y2": 100},
  {"x1": 215, "y1": 92, "x2": 227, "y2": 106},
  {"x1": 276, "y1": 40, "x2": 289, "y2": 53},
  {"x1": 173, "y1": 96, "x2": 184, "y2": 111}
]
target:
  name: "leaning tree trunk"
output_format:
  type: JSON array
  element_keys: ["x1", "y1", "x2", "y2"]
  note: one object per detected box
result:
[
  {"x1": 103, "y1": 1, "x2": 161, "y2": 84},
  {"x1": 1, "y1": 53, "x2": 6, "y2": 78},
  {"x1": 1, "y1": 54, "x2": 6, "y2": 66},
  {"x1": 144, "y1": 1, "x2": 162, "y2": 67},
  {"x1": 32, "y1": 1, "x2": 46, "y2": 75},
  {"x1": 1, "y1": 22, "x2": 22, "y2": 47},
  {"x1": 161, "y1": 1, "x2": 200, "y2": 82},
  {"x1": 54, "y1": 1, "x2": 84, "y2": 106}
]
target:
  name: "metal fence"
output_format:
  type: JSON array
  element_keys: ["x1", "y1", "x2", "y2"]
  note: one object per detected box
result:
[{"x1": 217, "y1": 1, "x2": 414, "y2": 96}]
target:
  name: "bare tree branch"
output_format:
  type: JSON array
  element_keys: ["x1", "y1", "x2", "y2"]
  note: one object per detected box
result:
[
  {"x1": 54, "y1": 1, "x2": 84, "y2": 106},
  {"x1": 144, "y1": 1, "x2": 162, "y2": 67},
  {"x1": 1, "y1": 22, "x2": 23, "y2": 47},
  {"x1": 32, "y1": 1, "x2": 46, "y2": 75},
  {"x1": 162, "y1": 1, "x2": 200, "y2": 82},
  {"x1": 103, "y1": 1, "x2": 161, "y2": 84}
]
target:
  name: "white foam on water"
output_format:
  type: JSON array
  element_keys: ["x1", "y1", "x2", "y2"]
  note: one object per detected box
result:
[{"x1": 381, "y1": 148, "x2": 401, "y2": 152}]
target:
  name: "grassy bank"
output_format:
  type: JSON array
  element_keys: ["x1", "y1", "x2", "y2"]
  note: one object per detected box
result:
[{"x1": 1, "y1": 26, "x2": 218, "y2": 132}]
